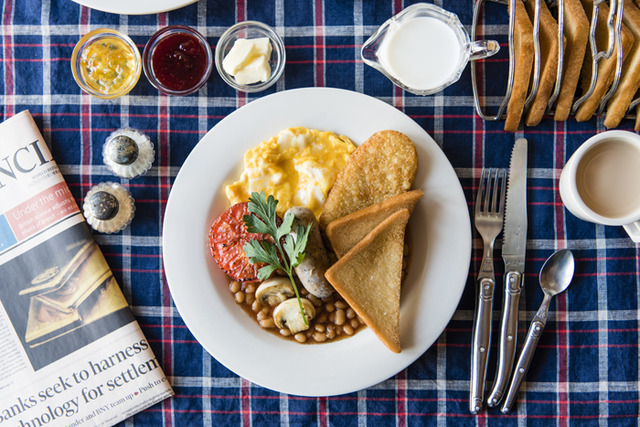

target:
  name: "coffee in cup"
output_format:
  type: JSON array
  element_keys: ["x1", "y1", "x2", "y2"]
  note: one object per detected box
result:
[{"x1": 559, "y1": 130, "x2": 640, "y2": 242}]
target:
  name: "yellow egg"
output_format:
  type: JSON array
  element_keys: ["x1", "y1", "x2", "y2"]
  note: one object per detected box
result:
[{"x1": 225, "y1": 127, "x2": 356, "y2": 218}]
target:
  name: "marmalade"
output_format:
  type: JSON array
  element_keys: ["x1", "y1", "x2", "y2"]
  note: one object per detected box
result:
[{"x1": 80, "y1": 37, "x2": 137, "y2": 95}]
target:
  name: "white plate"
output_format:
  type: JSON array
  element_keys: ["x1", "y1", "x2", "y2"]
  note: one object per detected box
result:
[
  {"x1": 163, "y1": 88, "x2": 471, "y2": 397},
  {"x1": 71, "y1": 0, "x2": 197, "y2": 15}
]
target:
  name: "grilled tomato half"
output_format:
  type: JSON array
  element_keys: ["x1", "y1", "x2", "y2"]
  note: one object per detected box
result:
[{"x1": 209, "y1": 202, "x2": 273, "y2": 282}]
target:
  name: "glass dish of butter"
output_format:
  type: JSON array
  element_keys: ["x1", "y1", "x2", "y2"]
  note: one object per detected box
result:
[{"x1": 215, "y1": 21, "x2": 285, "y2": 93}]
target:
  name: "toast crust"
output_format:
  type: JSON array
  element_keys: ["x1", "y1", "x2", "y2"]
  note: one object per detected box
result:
[{"x1": 324, "y1": 209, "x2": 410, "y2": 353}]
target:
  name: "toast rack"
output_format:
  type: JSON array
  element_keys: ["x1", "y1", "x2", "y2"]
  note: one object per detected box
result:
[{"x1": 471, "y1": 0, "x2": 636, "y2": 123}]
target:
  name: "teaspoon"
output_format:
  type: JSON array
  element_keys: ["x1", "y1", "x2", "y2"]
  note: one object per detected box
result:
[{"x1": 501, "y1": 249, "x2": 575, "y2": 413}]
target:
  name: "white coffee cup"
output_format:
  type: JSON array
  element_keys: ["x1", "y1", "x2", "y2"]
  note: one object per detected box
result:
[{"x1": 559, "y1": 130, "x2": 640, "y2": 242}]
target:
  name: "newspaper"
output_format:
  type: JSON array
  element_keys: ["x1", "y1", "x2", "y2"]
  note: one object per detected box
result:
[{"x1": 0, "y1": 111, "x2": 173, "y2": 427}]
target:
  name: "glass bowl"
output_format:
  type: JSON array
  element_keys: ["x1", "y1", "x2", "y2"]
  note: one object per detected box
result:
[
  {"x1": 143, "y1": 25, "x2": 213, "y2": 96},
  {"x1": 215, "y1": 21, "x2": 285, "y2": 93},
  {"x1": 71, "y1": 28, "x2": 142, "y2": 99}
]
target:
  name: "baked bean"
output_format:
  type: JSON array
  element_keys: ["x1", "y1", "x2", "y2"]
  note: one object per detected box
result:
[
  {"x1": 313, "y1": 332, "x2": 327, "y2": 342},
  {"x1": 229, "y1": 281, "x2": 241, "y2": 293},
  {"x1": 308, "y1": 295, "x2": 322, "y2": 307},
  {"x1": 226, "y1": 277, "x2": 366, "y2": 345},
  {"x1": 260, "y1": 319, "x2": 275, "y2": 329},
  {"x1": 326, "y1": 326, "x2": 336, "y2": 339},
  {"x1": 235, "y1": 291, "x2": 245, "y2": 304},
  {"x1": 246, "y1": 293, "x2": 255, "y2": 305},
  {"x1": 403, "y1": 258, "x2": 408, "y2": 270}
]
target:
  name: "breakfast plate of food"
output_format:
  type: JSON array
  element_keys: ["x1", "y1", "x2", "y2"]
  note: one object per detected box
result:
[{"x1": 162, "y1": 87, "x2": 471, "y2": 396}]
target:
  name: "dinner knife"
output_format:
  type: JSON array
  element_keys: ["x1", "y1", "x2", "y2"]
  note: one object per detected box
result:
[{"x1": 486, "y1": 138, "x2": 528, "y2": 407}]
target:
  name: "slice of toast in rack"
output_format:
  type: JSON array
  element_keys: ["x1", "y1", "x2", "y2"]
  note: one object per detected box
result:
[
  {"x1": 504, "y1": 0, "x2": 534, "y2": 132},
  {"x1": 575, "y1": 0, "x2": 634, "y2": 122},
  {"x1": 604, "y1": 0, "x2": 640, "y2": 129},
  {"x1": 554, "y1": 0, "x2": 589, "y2": 121},
  {"x1": 524, "y1": 0, "x2": 563, "y2": 127}
]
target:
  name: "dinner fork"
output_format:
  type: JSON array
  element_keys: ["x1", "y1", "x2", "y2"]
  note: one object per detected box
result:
[{"x1": 470, "y1": 168, "x2": 506, "y2": 414}]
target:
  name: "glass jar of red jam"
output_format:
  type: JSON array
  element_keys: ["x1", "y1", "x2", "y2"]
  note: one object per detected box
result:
[{"x1": 143, "y1": 25, "x2": 213, "y2": 96}]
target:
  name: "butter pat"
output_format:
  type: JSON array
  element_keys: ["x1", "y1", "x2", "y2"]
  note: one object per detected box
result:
[
  {"x1": 222, "y1": 39, "x2": 256, "y2": 74},
  {"x1": 234, "y1": 55, "x2": 271, "y2": 85},
  {"x1": 222, "y1": 37, "x2": 273, "y2": 84}
]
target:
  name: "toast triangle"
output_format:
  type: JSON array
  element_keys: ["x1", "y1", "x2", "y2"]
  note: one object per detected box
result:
[
  {"x1": 325, "y1": 189, "x2": 423, "y2": 258},
  {"x1": 324, "y1": 209, "x2": 410, "y2": 353}
]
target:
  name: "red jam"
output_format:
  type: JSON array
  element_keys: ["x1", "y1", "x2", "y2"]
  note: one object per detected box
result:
[{"x1": 151, "y1": 33, "x2": 208, "y2": 92}]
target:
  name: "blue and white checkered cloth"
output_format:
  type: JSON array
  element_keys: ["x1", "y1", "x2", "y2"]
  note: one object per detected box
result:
[{"x1": 2, "y1": 0, "x2": 639, "y2": 424}]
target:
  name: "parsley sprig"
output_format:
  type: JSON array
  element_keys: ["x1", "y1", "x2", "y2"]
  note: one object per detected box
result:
[{"x1": 243, "y1": 192, "x2": 312, "y2": 327}]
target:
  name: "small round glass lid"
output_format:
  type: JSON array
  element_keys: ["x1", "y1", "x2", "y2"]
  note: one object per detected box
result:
[
  {"x1": 103, "y1": 128, "x2": 154, "y2": 179},
  {"x1": 83, "y1": 182, "x2": 135, "y2": 233}
]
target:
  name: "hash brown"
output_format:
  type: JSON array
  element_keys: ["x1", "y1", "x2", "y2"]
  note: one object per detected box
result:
[{"x1": 318, "y1": 130, "x2": 418, "y2": 230}]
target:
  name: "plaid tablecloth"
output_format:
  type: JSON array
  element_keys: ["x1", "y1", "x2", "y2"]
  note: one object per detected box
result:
[{"x1": 2, "y1": 0, "x2": 639, "y2": 424}]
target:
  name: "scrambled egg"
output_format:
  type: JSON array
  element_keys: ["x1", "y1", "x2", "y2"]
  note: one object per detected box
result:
[{"x1": 226, "y1": 127, "x2": 356, "y2": 218}]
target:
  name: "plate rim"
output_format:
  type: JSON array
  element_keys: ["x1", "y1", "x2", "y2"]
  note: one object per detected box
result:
[
  {"x1": 162, "y1": 87, "x2": 471, "y2": 396},
  {"x1": 70, "y1": 0, "x2": 198, "y2": 15}
]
